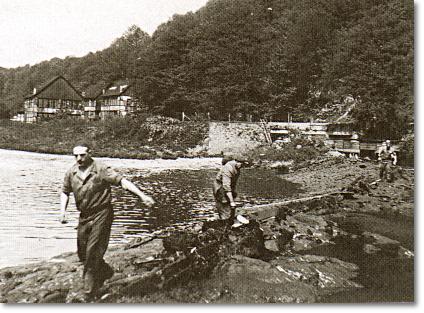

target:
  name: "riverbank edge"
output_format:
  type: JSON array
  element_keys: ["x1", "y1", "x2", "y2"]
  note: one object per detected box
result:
[{"x1": 0, "y1": 157, "x2": 414, "y2": 303}]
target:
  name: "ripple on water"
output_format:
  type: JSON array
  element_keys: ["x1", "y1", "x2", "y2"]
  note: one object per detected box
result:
[{"x1": 1, "y1": 150, "x2": 301, "y2": 268}]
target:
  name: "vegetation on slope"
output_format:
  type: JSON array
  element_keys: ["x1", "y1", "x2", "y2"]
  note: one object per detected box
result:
[{"x1": 0, "y1": 0, "x2": 413, "y2": 139}]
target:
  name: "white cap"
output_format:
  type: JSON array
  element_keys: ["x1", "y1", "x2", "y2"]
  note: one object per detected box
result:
[{"x1": 73, "y1": 146, "x2": 89, "y2": 155}]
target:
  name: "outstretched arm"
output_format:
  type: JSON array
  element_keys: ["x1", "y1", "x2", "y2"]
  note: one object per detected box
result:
[
  {"x1": 60, "y1": 192, "x2": 70, "y2": 224},
  {"x1": 121, "y1": 178, "x2": 155, "y2": 207}
]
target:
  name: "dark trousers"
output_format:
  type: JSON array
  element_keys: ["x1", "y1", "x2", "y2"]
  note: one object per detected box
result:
[
  {"x1": 77, "y1": 207, "x2": 114, "y2": 292},
  {"x1": 216, "y1": 201, "x2": 235, "y2": 222},
  {"x1": 379, "y1": 161, "x2": 393, "y2": 181}
]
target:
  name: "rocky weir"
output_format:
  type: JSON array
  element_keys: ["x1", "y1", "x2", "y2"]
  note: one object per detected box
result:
[{"x1": 0, "y1": 159, "x2": 414, "y2": 304}]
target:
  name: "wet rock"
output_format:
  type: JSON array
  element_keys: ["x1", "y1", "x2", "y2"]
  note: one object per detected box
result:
[
  {"x1": 231, "y1": 221, "x2": 265, "y2": 258},
  {"x1": 120, "y1": 271, "x2": 162, "y2": 296},
  {"x1": 275, "y1": 207, "x2": 289, "y2": 222},
  {"x1": 398, "y1": 247, "x2": 414, "y2": 259},
  {"x1": 269, "y1": 161, "x2": 290, "y2": 174},
  {"x1": 39, "y1": 290, "x2": 68, "y2": 303},
  {"x1": 362, "y1": 232, "x2": 401, "y2": 257},
  {"x1": 291, "y1": 235, "x2": 317, "y2": 251},
  {"x1": 363, "y1": 244, "x2": 381, "y2": 254},
  {"x1": 211, "y1": 253, "x2": 360, "y2": 303},
  {"x1": 277, "y1": 229, "x2": 294, "y2": 249},
  {"x1": 293, "y1": 213, "x2": 328, "y2": 228},
  {"x1": 278, "y1": 214, "x2": 335, "y2": 252},
  {"x1": 0, "y1": 279, "x2": 22, "y2": 296},
  {"x1": 66, "y1": 291, "x2": 92, "y2": 303},
  {"x1": 260, "y1": 224, "x2": 274, "y2": 240},
  {"x1": 228, "y1": 234, "x2": 238, "y2": 243},
  {"x1": 163, "y1": 232, "x2": 201, "y2": 254},
  {"x1": 214, "y1": 255, "x2": 316, "y2": 303},
  {"x1": 271, "y1": 255, "x2": 361, "y2": 290},
  {"x1": 2, "y1": 271, "x2": 13, "y2": 280},
  {"x1": 265, "y1": 240, "x2": 279, "y2": 252},
  {"x1": 362, "y1": 232, "x2": 400, "y2": 246}
]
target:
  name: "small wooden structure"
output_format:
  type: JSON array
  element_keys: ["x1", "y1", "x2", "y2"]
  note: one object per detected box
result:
[
  {"x1": 24, "y1": 76, "x2": 84, "y2": 123},
  {"x1": 268, "y1": 121, "x2": 329, "y2": 142},
  {"x1": 326, "y1": 123, "x2": 360, "y2": 155}
]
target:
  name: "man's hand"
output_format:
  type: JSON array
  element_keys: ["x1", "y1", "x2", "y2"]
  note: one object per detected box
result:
[
  {"x1": 141, "y1": 195, "x2": 155, "y2": 207},
  {"x1": 230, "y1": 202, "x2": 237, "y2": 208},
  {"x1": 59, "y1": 212, "x2": 68, "y2": 224}
]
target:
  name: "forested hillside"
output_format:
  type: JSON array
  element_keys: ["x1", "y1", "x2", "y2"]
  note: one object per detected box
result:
[{"x1": 0, "y1": 0, "x2": 413, "y2": 139}]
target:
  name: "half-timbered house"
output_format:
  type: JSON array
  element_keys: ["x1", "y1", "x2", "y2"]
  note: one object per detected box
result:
[
  {"x1": 96, "y1": 81, "x2": 136, "y2": 120},
  {"x1": 24, "y1": 76, "x2": 84, "y2": 123}
]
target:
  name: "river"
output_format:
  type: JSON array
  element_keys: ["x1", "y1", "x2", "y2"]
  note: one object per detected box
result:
[{"x1": 0, "y1": 149, "x2": 300, "y2": 269}]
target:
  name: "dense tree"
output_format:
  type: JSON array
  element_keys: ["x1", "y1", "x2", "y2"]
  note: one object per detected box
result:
[
  {"x1": 0, "y1": 0, "x2": 413, "y2": 139},
  {"x1": 319, "y1": 0, "x2": 413, "y2": 138}
]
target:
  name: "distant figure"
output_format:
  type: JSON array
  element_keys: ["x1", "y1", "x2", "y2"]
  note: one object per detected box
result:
[
  {"x1": 60, "y1": 143, "x2": 155, "y2": 296},
  {"x1": 377, "y1": 139, "x2": 397, "y2": 182},
  {"x1": 213, "y1": 155, "x2": 250, "y2": 225}
]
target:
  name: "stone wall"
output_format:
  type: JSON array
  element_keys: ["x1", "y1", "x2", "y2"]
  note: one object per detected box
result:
[{"x1": 208, "y1": 122, "x2": 267, "y2": 155}]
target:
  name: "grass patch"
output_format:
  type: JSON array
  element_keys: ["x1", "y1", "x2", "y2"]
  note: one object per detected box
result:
[{"x1": 0, "y1": 116, "x2": 208, "y2": 158}]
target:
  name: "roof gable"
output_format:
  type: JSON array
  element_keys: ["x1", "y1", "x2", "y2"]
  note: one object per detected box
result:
[
  {"x1": 26, "y1": 76, "x2": 83, "y2": 101},
  {"x1": 98, "y1": 80, "x2": 131, "y2": 98}
]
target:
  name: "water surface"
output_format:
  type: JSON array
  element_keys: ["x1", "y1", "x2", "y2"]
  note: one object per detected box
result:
[
  {"x1": 0, "y1": 149, "x2": 299, "y2": 268},
  {"x1": 312, "y1": 212, "x2": 414, "y2": 303}
]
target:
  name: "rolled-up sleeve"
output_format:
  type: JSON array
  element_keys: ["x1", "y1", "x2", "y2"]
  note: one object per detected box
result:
[
  {"x1": 101, "y1": 165, "x2": 123, "y2": 186},
  {"x1": 62, "y1": 170, "x2": 72, "y2": 194}
]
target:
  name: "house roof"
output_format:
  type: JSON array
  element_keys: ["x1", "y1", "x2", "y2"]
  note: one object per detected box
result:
[
  {"x1": 82, "y1": 85, "x2": 104, "y2": 100},
  {"x1": 25, "y1": 76, "x2": 84, "y2": 101},
  {"x1": 97, "y1": 80, "x2": 131, "y2": 99}
]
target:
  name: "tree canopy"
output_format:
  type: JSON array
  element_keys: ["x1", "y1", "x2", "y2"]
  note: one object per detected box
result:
[{"x1": 0, "y1": 0, "x2": 413, "y2": 138}]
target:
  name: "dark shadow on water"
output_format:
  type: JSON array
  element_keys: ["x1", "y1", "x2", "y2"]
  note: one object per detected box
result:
[
  {"x1": 110, "y1": 167, "x2": 302, "y2": 241},
  {"x1": 303, "y1": 213, "x2": 414, "y2": 303}
]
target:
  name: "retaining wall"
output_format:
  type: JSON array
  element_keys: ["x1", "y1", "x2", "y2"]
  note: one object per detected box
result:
[{"x1": 208, "y1": 122, "x2": 267, "y2": 155}]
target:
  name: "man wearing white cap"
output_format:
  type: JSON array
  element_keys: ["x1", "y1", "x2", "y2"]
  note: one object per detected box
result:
[
  {"x1": 377, "y1": 139, "x2": 397, "y2": 182},
  {"x1": 60, "y1": 143, "x2": 155, "y2": 296}
]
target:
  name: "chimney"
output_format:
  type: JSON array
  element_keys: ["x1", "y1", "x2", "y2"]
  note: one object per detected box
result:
[{"x1": 33, "y1": 88, "x2": 37, "y2": 94}]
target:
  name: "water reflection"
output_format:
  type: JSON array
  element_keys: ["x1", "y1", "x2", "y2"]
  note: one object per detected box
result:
[
  {"x1": 110, "y1": 168, "x2": 301, "y2": 242},
  {"x1": 0, "y1": 149, "x2": 300, "y2": 268}
]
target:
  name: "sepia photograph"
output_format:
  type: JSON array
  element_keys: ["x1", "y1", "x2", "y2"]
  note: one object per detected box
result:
[{"x1": 0, "y1": 0, "x2": 416, "y2": 305}]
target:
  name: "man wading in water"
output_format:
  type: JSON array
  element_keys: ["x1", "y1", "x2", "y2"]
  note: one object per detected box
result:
[{"x1": 60, "y1": 143, "x2": 155, "y2": 297}]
